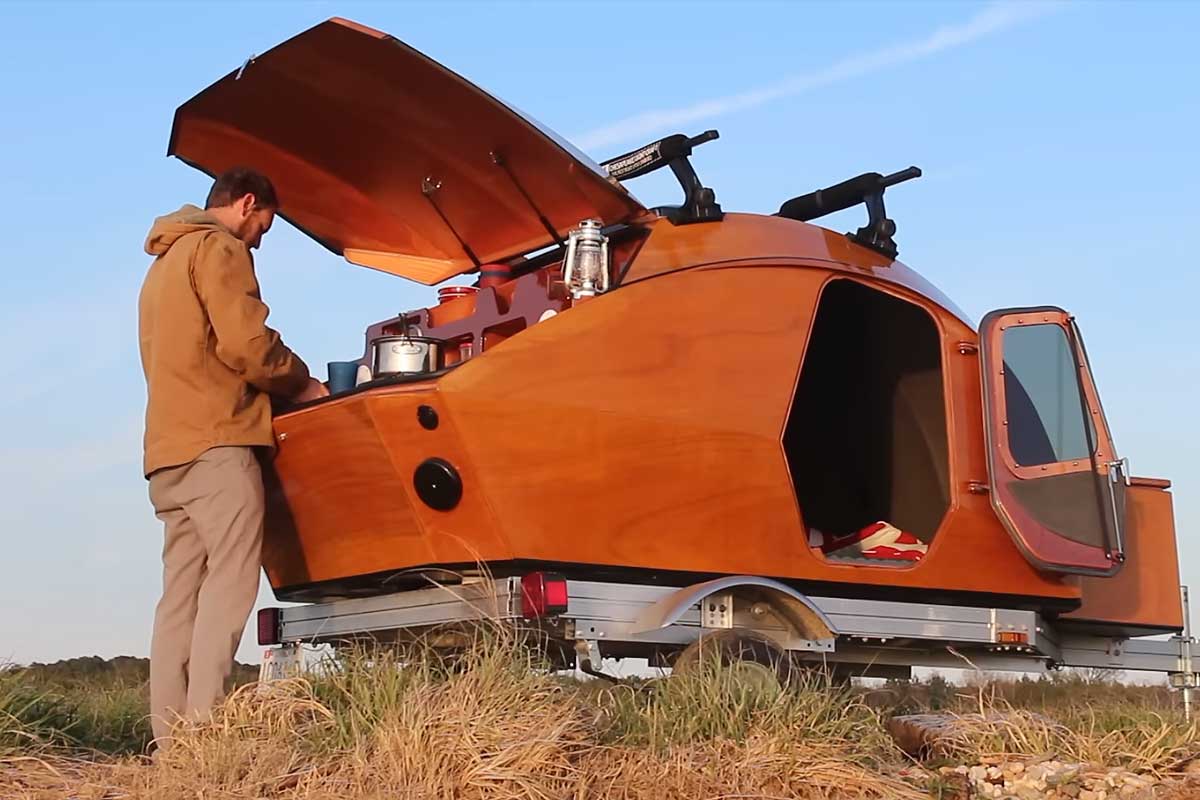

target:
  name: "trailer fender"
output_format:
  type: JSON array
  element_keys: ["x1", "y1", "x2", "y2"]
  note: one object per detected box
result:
[{"x1": 630, "y1": 576, "x2": 836, "y2": 643}]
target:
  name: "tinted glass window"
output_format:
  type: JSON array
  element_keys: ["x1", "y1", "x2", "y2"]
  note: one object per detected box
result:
[{"x1": 1002, "y1": 324, "x2": 1091, "y2": 466}]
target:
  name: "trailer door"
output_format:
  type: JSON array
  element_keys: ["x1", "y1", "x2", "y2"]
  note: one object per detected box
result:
[{"x1": 979, "y1": 307, "x2": 1126, "y2": 576}]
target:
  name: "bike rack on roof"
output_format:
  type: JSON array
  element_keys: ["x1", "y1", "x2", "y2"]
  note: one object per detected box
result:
[
  {"x1": 778, "y1": 167, "x2": 922, "y2": 259},
  {"x1": 602, "y1": 130, "x2": 724, "y2": 225}
]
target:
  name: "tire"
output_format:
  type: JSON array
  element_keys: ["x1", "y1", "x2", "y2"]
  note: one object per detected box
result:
[{"x1": 671, "y1": 629, "x2": 798, "y2": 690}]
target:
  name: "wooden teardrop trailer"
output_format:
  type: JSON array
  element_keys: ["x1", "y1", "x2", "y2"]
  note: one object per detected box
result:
[{"x1": 170, "y1": 18, "x2": 1195, "y2": 685}]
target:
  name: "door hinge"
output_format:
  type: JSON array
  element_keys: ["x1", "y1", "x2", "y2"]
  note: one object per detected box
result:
[{"x1": 1105, "y1": 457, "x2": 1129, "y2": 562}]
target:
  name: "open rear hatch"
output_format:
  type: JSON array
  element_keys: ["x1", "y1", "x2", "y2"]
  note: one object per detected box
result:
[{"x1": 168, "y1": 17, "x2": 646, "y2": 284}]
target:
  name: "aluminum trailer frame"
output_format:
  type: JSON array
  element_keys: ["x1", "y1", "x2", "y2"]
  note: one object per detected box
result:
[{"x1": 259, "y1": 576, "x2": 1198, "y2": 700}]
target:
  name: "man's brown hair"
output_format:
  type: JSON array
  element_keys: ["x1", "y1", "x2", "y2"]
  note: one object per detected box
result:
[{"x1": 204, "y1": 167, "x2": 279, "y2": 211}]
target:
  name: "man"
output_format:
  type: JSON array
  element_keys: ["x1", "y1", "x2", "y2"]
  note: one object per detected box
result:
[{"x1": 138, "y1": 167, "x2": 327, "y2": 743}]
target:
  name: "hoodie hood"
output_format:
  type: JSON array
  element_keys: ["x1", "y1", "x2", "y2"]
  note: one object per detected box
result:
[{"x1": 144, "y1": 204, "x2": 232, "y2": 256}]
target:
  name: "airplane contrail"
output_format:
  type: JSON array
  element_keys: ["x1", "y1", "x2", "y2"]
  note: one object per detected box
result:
[{"x1": 576, "y1": 2, "x2": 1060, "y2": 153}]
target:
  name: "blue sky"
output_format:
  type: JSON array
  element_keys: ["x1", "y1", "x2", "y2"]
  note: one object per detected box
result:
[{"x1": 1, "y1": 0, "x2": 1196, "y2": 666}]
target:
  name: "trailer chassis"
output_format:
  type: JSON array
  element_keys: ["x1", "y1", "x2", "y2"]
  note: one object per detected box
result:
[{"x1": 259, "y1": 575, "x2": 1197, "y2": 711}]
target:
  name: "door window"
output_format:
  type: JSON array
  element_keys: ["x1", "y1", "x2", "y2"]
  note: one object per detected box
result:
[
  {"x1": 1002, "y1": 323, "x2": 1093, "y2": 467},
  {"x1": 980, "y1": 307, "x2": 1125, "y2": 576}
]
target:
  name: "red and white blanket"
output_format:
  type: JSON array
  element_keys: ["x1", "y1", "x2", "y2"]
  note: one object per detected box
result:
[{"x1": 808, "y1": 520, "x2": 928, "y2": 562}]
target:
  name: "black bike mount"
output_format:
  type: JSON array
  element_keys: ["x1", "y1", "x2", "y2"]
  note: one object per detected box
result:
[
  {"x1": 777, "y1": 166, "x2": 922, "y2": 259},
  {"x1": 601, "y1": 130, "x2": 724, "y2": 225}
]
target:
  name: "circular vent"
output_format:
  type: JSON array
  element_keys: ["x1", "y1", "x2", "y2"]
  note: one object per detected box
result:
[{"x1": 413, "y1": 458, "x2": 462, "y2": 511}]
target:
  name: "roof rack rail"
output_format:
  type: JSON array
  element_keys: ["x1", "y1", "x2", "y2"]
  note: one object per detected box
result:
[
  {"x1": 777, "y1": 166, "x2": 922, "y2": 259},
  {"x1": 601, "y1": 130, "x2": 724, "y2": 225}
]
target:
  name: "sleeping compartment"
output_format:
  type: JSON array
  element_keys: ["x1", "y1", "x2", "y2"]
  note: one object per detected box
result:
[{"x1": 785, "y1": 279, "x2": 950, "y2": 555}]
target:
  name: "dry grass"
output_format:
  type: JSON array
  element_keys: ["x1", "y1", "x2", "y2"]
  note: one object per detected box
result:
[
  {"x1": 874, "y1": 671, "x2": 1200, "y2": 782},
  {"x1": 0, "y1": 629, "x2": 925, "y2": 799},
  {"x1": 1, "y1": 633, "x2": 1197, "y2": 799},
  {"x1": 927, "y1": 698, "x2": 1200, "y2": 779},
  {"x1": 582, "y1": 737, "x2": 927, "y2": 800}
]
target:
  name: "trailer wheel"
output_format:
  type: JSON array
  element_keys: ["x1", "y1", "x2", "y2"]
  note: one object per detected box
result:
[{"x1": 671, "y1": 630, "x2": 796, "y2": 691}]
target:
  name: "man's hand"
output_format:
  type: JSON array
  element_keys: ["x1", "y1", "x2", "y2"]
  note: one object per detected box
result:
[{"x1": 292, "y1": 377, "x2": 330, "y2": 403}]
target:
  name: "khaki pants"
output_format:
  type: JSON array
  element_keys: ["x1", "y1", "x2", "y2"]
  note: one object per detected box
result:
[{"x1": 148, "y1": 446, "x2": 264, "y2": 743}]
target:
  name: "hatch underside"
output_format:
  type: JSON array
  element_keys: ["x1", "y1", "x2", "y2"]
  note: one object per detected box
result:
[{"x1": 169, "y1": 17, "x2": 645, "y2": 284}]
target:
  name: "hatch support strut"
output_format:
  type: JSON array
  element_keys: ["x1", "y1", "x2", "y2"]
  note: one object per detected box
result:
[
  {"x1": 421, "y1": 177, "x2": 482, "y2": 269},
  {"x1": 490, "y1": 151, "x2": 567, "y2": 250}
]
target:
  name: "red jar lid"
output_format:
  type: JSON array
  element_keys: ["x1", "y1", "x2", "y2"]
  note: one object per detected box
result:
[{"x1": 437, "y1": 285, "x2": 478, "y2": 304}]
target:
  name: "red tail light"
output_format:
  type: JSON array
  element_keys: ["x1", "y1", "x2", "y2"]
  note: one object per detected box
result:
[
  {"x1": 520, "y1": 572, "x2": 568, "y2": 619},
  {"x1": 257, "y1": 607, "x2": 282, "y2": 646}
]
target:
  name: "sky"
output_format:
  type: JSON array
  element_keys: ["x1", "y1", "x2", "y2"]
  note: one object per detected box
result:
[{"x1": 0, "y1": 0, "x2": 1197, "y2": 668}]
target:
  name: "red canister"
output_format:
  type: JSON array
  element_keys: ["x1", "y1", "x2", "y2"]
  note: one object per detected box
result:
[
  {"x1": 437, "y1": 285, "x2": 478, "y2": 304},
  {"x1": 476, "y1": 263, "x2": 513, "y2": 289}
]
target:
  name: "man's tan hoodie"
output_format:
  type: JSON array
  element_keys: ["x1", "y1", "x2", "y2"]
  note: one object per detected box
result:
[{"x1": 139, "y1": 205, "x2": 310, "y2": 477}]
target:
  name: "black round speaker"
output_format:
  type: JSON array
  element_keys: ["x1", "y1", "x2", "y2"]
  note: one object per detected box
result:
[
  {"x1": 413, "y1": 458, "x2": 462, "y2": 511},
  {"x1": 417, "y1": 405, "x2": 439, "y2": 430}
]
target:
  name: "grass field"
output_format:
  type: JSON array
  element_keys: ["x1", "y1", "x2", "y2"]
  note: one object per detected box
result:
[{"x1": 2, "y1": 630, "x2": 1198, "y2": 799}]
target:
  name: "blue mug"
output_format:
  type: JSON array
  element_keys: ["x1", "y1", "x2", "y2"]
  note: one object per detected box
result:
[{"x1": 327, "y1": 361, "x2": 358, "y2": 394}]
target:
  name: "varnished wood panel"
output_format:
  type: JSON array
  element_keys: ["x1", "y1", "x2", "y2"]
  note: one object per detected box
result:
[
  {"x1": 441, "y1": 266, "x2": 1079, "y2": 600},
  {"x1": 262, "y1": 214, "x2": 1182, "y2": 608},
  {"x1": 170, "y1": 18, "x2": 644, "y2": 285},
  {"x1": 1064, "y1": 485, "x2": 1184, "y2": 630},
  {"x1": 442, "y1": 266, "x2": 817, "y2": 576},
  {"x1": 622, "y1": 214, "x2": 971, "y2": 326},
  {"x1": 263, "y1": 385, "x2": 512, "y2": 590},
  {"x1": 365, "y1": 392, "x2": 511, "y2": 566},
  {"x1": 264, "y1": 389, "x2": 435, "y2": 587}
]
